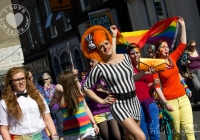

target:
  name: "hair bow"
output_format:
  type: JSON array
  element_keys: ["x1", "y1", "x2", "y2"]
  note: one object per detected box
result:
[{"x1": 85, "y1": 34, "x2": 97, "y2": 51}]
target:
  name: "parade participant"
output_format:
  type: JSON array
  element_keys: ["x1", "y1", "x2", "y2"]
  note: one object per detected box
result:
[
  {"x1": 55, "y1": 71, "x2": 99, "y2": 140},
  {"x1": 42, "y1": 73, "x2": 63, "y2": 139},
  {"x1": 22, "y1": 67, "x2": 46, "y2": 97},
  {"x1": 81, "y1": 25, "x2": 154, "y2": 140},
  {"x1": 153, "y1": 17, "x2": 195, "y2": 139},
  {"x1": 127, "y1": 43, "x2": 160, "y2": 140},
  {"x1": 146, "y1": 45, "x2": 157, "y2": 58},
  {"x1": 182, "y1": 40, "x2": 200, "y2": 104},
  {"x1": 80, "y1": 71, "x2": 88, "y2": 81},
  {"x1": 81, "y1": 59, "x2": 122, "y2": 140},
  {"x1": 0, "y1": 67, "x2": 58, "y2": 140}
]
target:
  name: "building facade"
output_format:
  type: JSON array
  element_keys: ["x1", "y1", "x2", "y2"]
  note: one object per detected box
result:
[{"x1": 13, "y1": 0, "x2": 200, "y2": 83}]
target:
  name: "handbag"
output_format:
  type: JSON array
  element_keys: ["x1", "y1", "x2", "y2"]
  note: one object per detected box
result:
[
  {"x1": 184, "y1": 65, "x2": 193, "y2": 80},
  {"x1": 139, "y1": 58, "x2": 167, "y2": 71}
]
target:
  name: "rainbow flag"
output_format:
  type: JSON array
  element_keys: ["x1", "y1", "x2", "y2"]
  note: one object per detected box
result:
[{"x1": 116, "y1": 16, "x2": 179, "y2": 53}]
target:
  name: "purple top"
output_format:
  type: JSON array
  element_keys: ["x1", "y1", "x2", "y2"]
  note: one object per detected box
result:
[
  {"x1": 44, "y1": 84, "x2": 59, "y2": 110},
  {"x1": 81, "y1": 77, "x2": 110, "y2": 115},
  {"x1": 188, "y1": 54, "x2": 200, "y2": 71}
]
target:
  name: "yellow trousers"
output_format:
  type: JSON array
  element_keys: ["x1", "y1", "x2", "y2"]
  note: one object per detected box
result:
[{"x1": 166, "y1": 94, "x2": 195, "y2": 140}]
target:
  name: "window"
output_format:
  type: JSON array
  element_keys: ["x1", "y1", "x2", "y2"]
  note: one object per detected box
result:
[
  {"x1": 63, "y1": 11, "x2": 71, "y2": 31},
  {"x1": 44, "y1": 0, "x2": 51, "y2": 15},
  {"x1": 153, "y1": 0, "x2": 168, "y2": 21},
  {"x1": 34, "y1": 8, "x2": 45, "y2": 44},
  {"x1": 56, "y1": 11, "x2": 71, "y2": 31},
  {"x1": 44, "y1": 0, "x2": 57, "y2": 37},
  {"x1": 51, "y1": 26, "x2": 57, "y2": 38},
  {"x1": 80, "y1": 0, "x2": 90, "y2": 11}
]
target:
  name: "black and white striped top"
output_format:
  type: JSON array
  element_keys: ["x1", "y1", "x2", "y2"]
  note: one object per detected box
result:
[{"x1": 83, "y1": 54, "x2": 136, "y2": 94}]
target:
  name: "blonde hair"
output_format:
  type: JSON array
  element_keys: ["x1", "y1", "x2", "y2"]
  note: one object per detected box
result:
[{"x1": 42, "y1": 73, "x2": 51, "y2": 79}]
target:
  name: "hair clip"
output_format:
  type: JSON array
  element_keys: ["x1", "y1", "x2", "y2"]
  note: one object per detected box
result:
[{"x1": 85, "y1": 34, "x2": 97, "y2": 51}]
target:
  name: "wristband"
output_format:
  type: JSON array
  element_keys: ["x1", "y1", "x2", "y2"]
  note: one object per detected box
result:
[
  {"x1": 180, "y1": 78, "x2": 191, "y2": 95},
  {"x1": 112, "y1": 35, "x2": 116, "y2": 38},
  {"x1": 186, "y1": 88, "x2": 191, "y2": 96}
]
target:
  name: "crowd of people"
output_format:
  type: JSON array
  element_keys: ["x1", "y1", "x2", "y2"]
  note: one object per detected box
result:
[{"x1": 0, "y1": 16, "x2": 197, "y2": 140}]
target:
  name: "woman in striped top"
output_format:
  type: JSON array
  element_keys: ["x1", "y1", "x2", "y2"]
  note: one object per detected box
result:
[
  {"x1": 55, "y1": 71, "x2": 99, "y2": 140},
  {"x1": 81, "y1": 25, "x2": 151, "y2": 140}
]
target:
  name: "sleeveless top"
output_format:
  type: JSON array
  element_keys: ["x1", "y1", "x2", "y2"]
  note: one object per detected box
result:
[{"x1": 61, "y1": 98, "x2": 92, "y2": 136}]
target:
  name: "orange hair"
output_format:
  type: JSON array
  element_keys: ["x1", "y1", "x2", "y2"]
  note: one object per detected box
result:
[{"x1": 81, "y1": 25, "x2": 112, "y2": 62}]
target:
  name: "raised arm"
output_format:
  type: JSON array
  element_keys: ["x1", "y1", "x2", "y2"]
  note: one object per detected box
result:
[
  {"x1": 171, "y1": 17, "x2": 187, "y2": 60},
  {"x1": 179, "y1": 17, "x2": 186, "y2": 44},
  {"x1": 110, "y1": 25, "x2": 117, "y2": 53}
]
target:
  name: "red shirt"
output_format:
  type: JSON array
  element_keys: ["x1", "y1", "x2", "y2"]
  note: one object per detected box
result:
[{"x1": 134, "y1": 67, "x2": 153, "y2": 101}]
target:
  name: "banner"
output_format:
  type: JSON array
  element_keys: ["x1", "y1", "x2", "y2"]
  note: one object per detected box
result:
[
  {"x1": 88, "y1": 8, "x2": 114, "y2": 30},
  {"x1": 49, "y1": 0, "x2": 71, "y2": 12}
]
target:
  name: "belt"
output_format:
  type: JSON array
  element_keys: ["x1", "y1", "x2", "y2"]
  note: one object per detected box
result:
[
  {"x1": 111, "y1": 91, "x2": 136, "y2": 100},
  {"x1": 10, "y1": 129, "x2": 47, "y2": 140}
]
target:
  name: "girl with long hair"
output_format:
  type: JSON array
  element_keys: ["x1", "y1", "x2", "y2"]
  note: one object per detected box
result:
[
  {"x1": 0, "y1": 67, "x2": 58, "y2": 140},
  {"x1": 55, "y1": 71, "x2": 99, "y2": 140}
]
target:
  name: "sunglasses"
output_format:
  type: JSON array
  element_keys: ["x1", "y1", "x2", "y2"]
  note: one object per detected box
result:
[{"x1": 191, "y1": 45, "x2": 196, "y2": 48}]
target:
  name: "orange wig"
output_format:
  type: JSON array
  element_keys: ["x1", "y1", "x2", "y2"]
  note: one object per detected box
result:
[{"x1": 81, "y1": 25, "x2": 112, "y2": 62}]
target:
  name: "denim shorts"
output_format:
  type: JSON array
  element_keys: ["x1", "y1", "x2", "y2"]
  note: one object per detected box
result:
[{"x1": 94, "y1": 112, "x2": 114, "y2": 124}]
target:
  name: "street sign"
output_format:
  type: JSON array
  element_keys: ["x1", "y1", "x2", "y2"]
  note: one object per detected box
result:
[
  {"x1": 49, "y1": 0, "x2": 72, "y2": 12},
  {"x1": 88, "y1": 8, "x2": 114, "y2": 30}
]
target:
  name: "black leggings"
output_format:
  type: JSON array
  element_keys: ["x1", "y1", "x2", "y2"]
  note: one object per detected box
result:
[{"x1": 97, "y1": 119, "x2": 123, "y2": 140}]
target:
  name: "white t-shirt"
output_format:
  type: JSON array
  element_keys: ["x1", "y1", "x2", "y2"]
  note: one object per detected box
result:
[{"x1": 0, "y1": 94, "x2": 50, "y2": 135}]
